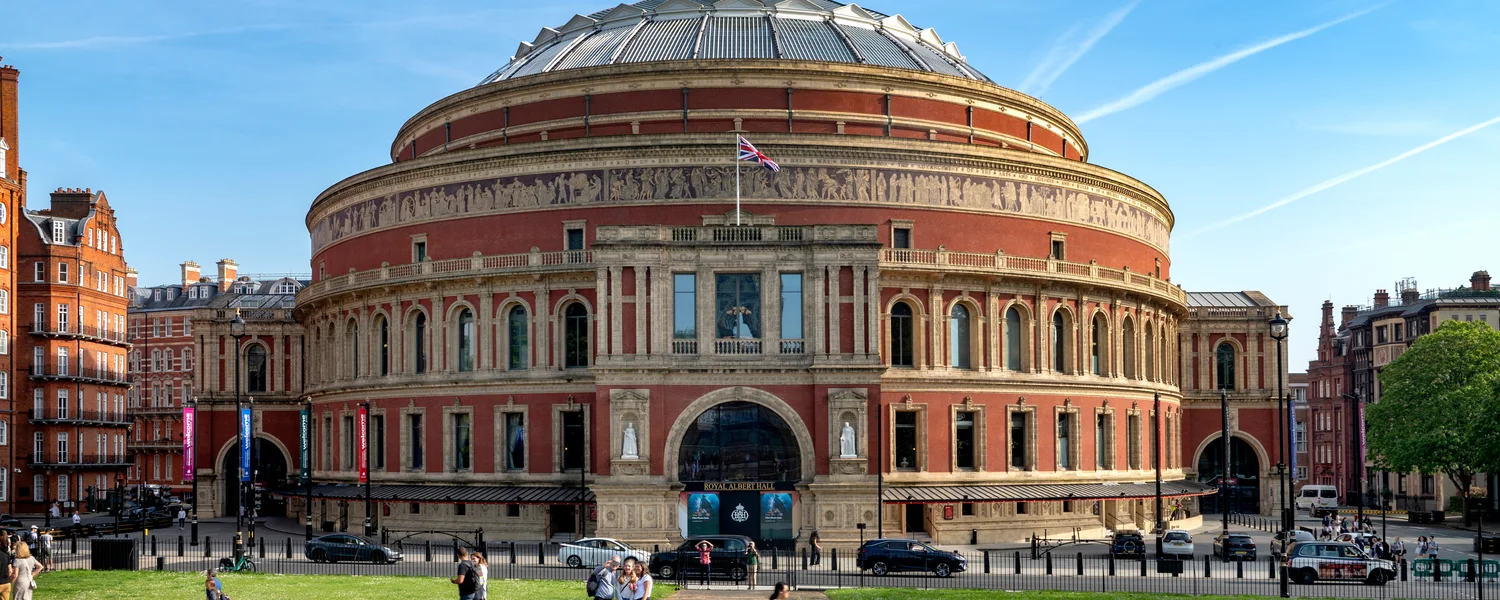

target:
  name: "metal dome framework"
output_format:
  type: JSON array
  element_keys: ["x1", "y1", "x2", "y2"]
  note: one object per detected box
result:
[{"x1": 482, "y1": 0, "x2": 989, "y2": 85}]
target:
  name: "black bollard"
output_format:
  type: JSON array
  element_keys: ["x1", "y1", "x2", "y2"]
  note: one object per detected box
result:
[
  {"x1": 150, "y1": 536, "x2": 157, "y2": 556},
  {"x1": 1140, "y1": 555, "x2": 1147, "y2": 577},
  {"x1": 71, "y1": 535, "x2": 77, "y2": 553},
  {"x1": 1045, "y1": 552, "x2": 1053, "y2": 575},
  {"x1": 1400, "y1": 558, "x2": 1408, "y2": 581},
  {"x1": 204, "y1": 536, "x2": 212, "y2": 558},
  {"x1": 1237, "y1": 559, "x2": 1244, "y2": 578},
  {"x1": 425, "y1": 540, "x2": 432, "y2": 562},
  {"x1": 286, "y1": 538, "x2": 293, "y2": 559},
  {"x1": 1108, "y1": 554, "x2": 1115, "y2": 576},
  {"x1": 538, "y1": 541, "x2": 545, "y2": 565},
  {"x1": 157, "y1": 556, "x2": 165, "y2": 571},
  {"x1": 1076, "y1": 552, "x2": 1083, "y2": 575},
  {"x1": 831, "y1": 547, "x2": 838, "y2": 571},
  {"x1": 1204, "y1": 557, "x2": 1211, "y2": 578},
  {"x1": 1467, "y1": 559, "x2": 1476, "y2": 583},
  {"x1": 509, "y1": 541, "x2": 516, "y2": 564},
  {"x1": 802, "y1": 547, "x2": 808, "y2": 571},
  {"x1": 1014, "y1": 551, "x2": 1021, "y2": 575},
  {"x1": 771, "y1": 548, "x2": 778, "y2": 570},
  {"x1": 983, "y1": 550, "x2": 990, "y2": 574},
  {"x1": 1268, "y1": 555, "x2": 1275, "y2": 579},
  {"x1": 178, "y1": 536, "x2": 184, "y2": 557}
]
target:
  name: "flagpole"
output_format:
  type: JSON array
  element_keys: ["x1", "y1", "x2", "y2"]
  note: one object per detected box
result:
[{"x1": 734, "y1": 135, "x2": 741, "y2": 226}]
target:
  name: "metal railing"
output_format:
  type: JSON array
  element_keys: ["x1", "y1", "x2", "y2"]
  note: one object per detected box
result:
[
  {"x1": 29, "y1": 362, "x2": 130, "y2": 384},
  {"x1": 26, "y1": 453, "x2": 132, "y2": 467},
  {"x1": 28, "y1": 322, "x2": 131, "y2": 344},
  {"x1": 29, "y1": 407, "x2": 130, "y2": 425},
  {"x1": 881, "y1": 248, "x2": 1185, "y2": 304}
]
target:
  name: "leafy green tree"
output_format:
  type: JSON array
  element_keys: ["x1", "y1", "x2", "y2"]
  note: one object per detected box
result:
[{"x1": 1368, "y1": 320, "x2": 1500, "y2": 513}]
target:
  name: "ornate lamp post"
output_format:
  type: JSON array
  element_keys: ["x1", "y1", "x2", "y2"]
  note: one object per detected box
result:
[{"x1": 1268, "y1": 311, "x2": 1290, "y2": 599}]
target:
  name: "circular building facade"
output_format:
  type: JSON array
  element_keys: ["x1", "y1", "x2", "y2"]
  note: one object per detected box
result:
[{"x1": 298, "y1": 0, "x2": 1195, "y2": 545}]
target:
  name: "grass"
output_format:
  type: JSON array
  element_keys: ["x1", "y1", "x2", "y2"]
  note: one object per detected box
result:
[
  {"x1": 35, "y1": 570, "x2": 679, "y2": 600},
  {"x1": 827, "y1": 591, "x2": 1298, "y2": 600}
]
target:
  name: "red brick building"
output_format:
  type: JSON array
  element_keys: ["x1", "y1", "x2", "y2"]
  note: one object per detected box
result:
[
  {"x1": 1305, "y1": 301, "x2": 1351, "y2": 490},
  {"x1": 0, "y1": 60, "x2": 20, "y2": 514}
]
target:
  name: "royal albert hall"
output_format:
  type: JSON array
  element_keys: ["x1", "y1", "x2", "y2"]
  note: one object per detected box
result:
[{"x1": 296, "y1": 0, "x2": 1211, "y2": 546}]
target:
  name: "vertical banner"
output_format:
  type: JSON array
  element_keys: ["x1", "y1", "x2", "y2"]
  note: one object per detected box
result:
[
  {"x1": 239, "y1": 407, "x2": 252, "y2": 482},
  {"x1": 182, "y1": 406, "x2": 196, "y2": 481},
  {"x1": 1289, "y1": 411, "x2": 1298, "y2": 478},
  {"x1": 299, "y1": 408, "x2": 311, "y2": 485},
  {"x1": 357, "y1": 406, "x2": 369, "y2": 484},
  {"x1": 1358, "y1": 401, "x2": 1367, "y2": 486},
  {"x1": 760, "y1": 492, "x2": 794, "y2": 541}
]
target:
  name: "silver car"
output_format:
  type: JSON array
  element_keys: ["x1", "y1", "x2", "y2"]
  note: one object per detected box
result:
[{"x1": 558, "y1": 537, "x2": 650, "y2": 568}]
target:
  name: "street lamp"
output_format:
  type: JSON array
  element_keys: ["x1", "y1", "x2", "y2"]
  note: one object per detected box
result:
[
  {"x1": 1268, "y1": 311, "x2": 1290, "y2": 599},
  {"x1": 567, "y1": 395, "x2": 587, "y2": 538},
  {"x1": 229, "y1": 311, "x2": 248, "y2": 552}
]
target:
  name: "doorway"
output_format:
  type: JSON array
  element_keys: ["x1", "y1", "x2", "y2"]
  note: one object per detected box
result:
[
  {"x1": 1196, "y1": 436, "x2": 1262, "y2": 514},
  {"x1": 904, "y1": 504, "x2": 926, "y2": 534},
  {"x1": 550, "y1": 505, "x2": 577, "y2": 539}
]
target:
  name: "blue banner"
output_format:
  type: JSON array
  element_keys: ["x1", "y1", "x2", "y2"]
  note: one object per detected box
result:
[{"x1": 240, "y1": 408, "x2": 253, "y2": 482}]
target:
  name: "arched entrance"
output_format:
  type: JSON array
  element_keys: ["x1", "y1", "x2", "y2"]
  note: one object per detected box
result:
[
  {"x1": 1196, "y1": 436, "x2": 1261, "y2": 514},
  {"x1": 667, "y1": 389, "x2": 811, "y2": 550},
  {"x1": 220, "y1": 438, "x2": 290, "y2": 518}
]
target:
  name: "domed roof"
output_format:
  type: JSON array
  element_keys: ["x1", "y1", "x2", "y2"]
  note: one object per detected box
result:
[{"x1": 480, "y1": 0, "x2": 989, "y2": 85}]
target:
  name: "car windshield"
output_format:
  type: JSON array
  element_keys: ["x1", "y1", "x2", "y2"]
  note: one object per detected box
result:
[{"x1": 1165, "y1": 533, "x2": 1189, "y2": 542}]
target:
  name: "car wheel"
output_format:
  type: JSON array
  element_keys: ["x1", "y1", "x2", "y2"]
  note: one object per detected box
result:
[
  {"x1": 871, "y1": 561, "x2": 889, "y2": 576},
  {"x1": 1364, "y1": 572, "x2": 1387, "y2": 586},
  {"x1": 729, "y1": 566, "x2": 746, "y2": 581},
  {"x1": 309, "y1": 549, "x2": 327, "y2": 563},
  {"x1": 1293, "y1": 568, "x2": 1317, "y2": 585},
  {"x1": 934, "y1": 563, "x2": 952, "y2": 578},
  {"x1": 566, "y1": 555, "x2": 583, "y2": 568},
  {"x1": 658, "y1": 564, "x2": 675, "y2": 579}
]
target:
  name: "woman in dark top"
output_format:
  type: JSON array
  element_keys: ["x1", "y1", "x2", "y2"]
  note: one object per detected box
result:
[{"x1": 809, "y1": 532, "x2": 822, "y2": 566}]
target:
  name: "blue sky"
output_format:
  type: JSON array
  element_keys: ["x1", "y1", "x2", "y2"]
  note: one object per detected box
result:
[{"x1": 5, "y1": 0, "x2": 1498, "y2": 368}]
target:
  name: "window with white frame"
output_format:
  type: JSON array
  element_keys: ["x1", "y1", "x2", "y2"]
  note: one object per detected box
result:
[
  {"x1": 0, "y1": 330, "x2": 8, "y2": 354},
  {"x1": 57, "y1": 432, "x2": 68, "y2": 463},
  {"x1": 32, "y1": 475, "x2": 41, "y2": 503},
  {"x1": 0, "y1": 246, "x2": 8, "y2": 269},
  {"x1": 57, "y1": 475, "x2": 68, "y2": 502},
  {"x1": 0, "y1": 372, "x2": 8, "y2": 399},
  {"x1": 0, "y1": 289, "x2": 9, "y2": 315},
  {"x1": 31, "y1": 262, "x2": 42, "y2": 282},
  {"x1": 51, "y1": 220, "x2": 65, "y2": 244},
  {"x1": 0, "y1": 420, "x2": 7, "y2": 445},
  {"x1": 57, "y1": 262, "x2": 68, "y2": 283}
]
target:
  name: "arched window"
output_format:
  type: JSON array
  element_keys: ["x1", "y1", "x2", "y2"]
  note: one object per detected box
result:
[
  {"x1": 1144, "y1": 323, "x2": 1156, "y2": 381},
  {"x1": 376, "y1": 316, "x2": 389, "y2": 376},
  {"x1": 507, "y1": 306, "x2": 528, "y2": 370},
  {"x1": 890, "y1": 302, "x2": 914, "y2": 368},
  {"x1": 1005, "y1": 307, "x2": 1023, "y2": 371},
  {"x1": 456, "y1": 308, "x2": 475, "y2": 372},
  {"x1": 563, "y1": 304, "x2": 589, "y2": 368},
  {"x1": 413, "y1": 313, "x2": 428, "y2": 374},
  {"x1": 1122, "y1": 318, "x2": 1136, "y2": 379},
  {"x1": 949, "y1": 303, "x2": 971, "y2": 369},
  {"x1": 346, "y1": 321, "x2": 359, "y2": 378},
  {"x1": 1215, "y1": 342, "x2": 1236, "y2": 390},
  {"x1": 1052, "y1": 311, "x2": 1069, "y2": 373},
  {"x1": 246, "y1": 344, "x2": 267, "y2": 393},
  {"x1": 1091, "y1": 314, "x2": 1107, "y2": 376}
]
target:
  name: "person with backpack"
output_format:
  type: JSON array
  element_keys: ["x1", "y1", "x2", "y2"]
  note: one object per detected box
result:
[{"x1": 587, "y1": 555, "x2": 619, "y2": 600}]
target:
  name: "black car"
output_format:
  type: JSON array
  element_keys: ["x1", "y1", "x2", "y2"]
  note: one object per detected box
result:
[
  {"x1": 1213, "y1": 532, "x2": 1257, "y2": 561},
  {"x1": 0, "y1": 515, "x2": 23, "y2": 529},
  {"x1": 856, "y1": 539, "x2": 967, "y2": 577},
  {"x1": 1110, "y1": 531, "x2": 1146, "y2": 558},
  {"x1": 304, "y1": 534, "x2": 403, "y2": 564},
  {"x1": 648, "y1": 535, "x2": 751, "y2": 581}
]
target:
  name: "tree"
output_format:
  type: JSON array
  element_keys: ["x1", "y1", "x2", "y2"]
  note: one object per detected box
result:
[{"x1": 1368, "y1": 320, "x2": 1500, "y2": 515}]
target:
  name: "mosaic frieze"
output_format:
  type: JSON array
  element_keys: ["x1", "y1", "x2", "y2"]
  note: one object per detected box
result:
[{"x1": 311, "y1": 166, "x2": 1169, "y2": 253}]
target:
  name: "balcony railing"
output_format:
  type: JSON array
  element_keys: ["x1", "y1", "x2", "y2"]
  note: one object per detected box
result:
[
  {"x1": 671, "y1": 339, "x2": 698, "y2": 355},
  {"x1": 129, "y1": 405, "x2": 181, "y2": 416},
  {"x1": 25, "y1": 453, "x2": 132, "y2": 468},
  {"x1": 300, "y1": 249, "x2": 594, "y2": 303},
  {"x1": 28, "y1": 321, "x2": 131, "y2": 345},
  {"x1": 29, "y1": 407, "x2": 130, "y2": 425},
  {"x1": 880, "y1": 248, "x2": 1186, "y2": 304},
  {"x1": 714, "y1": 338, "x2": 763, "y2": 355},
  {"x1": 129, "y1": 439, "x2": 183, "y2": 451},
  {"x1": 779, "y1": 339, "x2": 806, "y2": 354},
  {"x1": 29, "y1": 362, "x2": 130, "y2": 385}
]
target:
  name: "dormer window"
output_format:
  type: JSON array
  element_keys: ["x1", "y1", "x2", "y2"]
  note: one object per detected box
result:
[{"x1": 52, "y1": 220, "x2": 65, "y2": 244}]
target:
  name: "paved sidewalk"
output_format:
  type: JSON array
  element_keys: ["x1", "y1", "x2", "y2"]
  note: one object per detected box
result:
[{"x1": 670, "y1": 590, "x2": 827, "y2": 599}]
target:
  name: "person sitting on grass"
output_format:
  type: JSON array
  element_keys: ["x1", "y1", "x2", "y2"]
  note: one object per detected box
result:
[{"x1": 204, "y1": 569, "x2": 223, "y2": 600}]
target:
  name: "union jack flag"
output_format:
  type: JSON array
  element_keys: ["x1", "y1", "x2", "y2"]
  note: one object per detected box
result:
[{"x1": 737, "y1": 136, "x2": 780, "y2": 172}]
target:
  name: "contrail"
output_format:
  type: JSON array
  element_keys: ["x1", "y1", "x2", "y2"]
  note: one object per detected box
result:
[
  {"x1": 2, "y1": 24, "x2": 301, "y2": 50},
  {"x1": 1190, "y1": 113, "x2": 1500, "y2": 236},
  {"x1": 1020, "y1": 0, "x2": 1140, "y2": 97},
  {"x1": 1074, "y1": 3, "x2": 1389, "y2": 124}
]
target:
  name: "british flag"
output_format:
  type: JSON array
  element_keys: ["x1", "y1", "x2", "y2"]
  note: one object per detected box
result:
[{"x1": 737, "y1": 136, "x2": 780, "y2": 172}]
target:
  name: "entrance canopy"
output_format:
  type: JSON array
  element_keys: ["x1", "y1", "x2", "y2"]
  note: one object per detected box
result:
[
  {"x1": 882, "y1": 481, "x2": 1216, "y2": 504},
  {"x1": 274, "y1": 484, "x2": 594, "y2": 505}
]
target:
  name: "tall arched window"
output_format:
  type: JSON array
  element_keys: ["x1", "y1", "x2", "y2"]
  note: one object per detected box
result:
[
  {"x1": 1144, "y1": 323, "x2": 1156, "y2": 381},
  {"x1": 890, "y1": 303, "x2": 914, "y2": 368},
  {"x1": 563, "y1": 304, "x2": 589, "y2": 368},
  {"x1": 346, "y1": 320, "x2": 359, "y2": 378},
  {"x1": 246, "y1": 345, "x2": 267, "y2": 393},
  {"x1": 1215, "y1": 342, "x2": 1236, "y2": 390},
  {"x1": 507, "y1": 306, "x2": 528, "y2": 370},
  {"x1": 1091, "y1": 314, "x2": 1107, "y2": 376},
  {"x1": 413, "y1": 313, "x2": 428, "y2": 374},
  {"x1": 456, "y1": 308, "x2": 475, "y2": 372},
  {"x1": 949, "y1": 303, "x2": 971, "y2": 369},
  {"x1": 1052, "y1": 311, "x2": 1068, "y2": 373},
  {"x1": 1122, "y1": 318, "x2": 1136, "y2": 379},
  {"x1": 376, "y1": 316, "x2": 389, "y2": 376},
  {"x1": 1005, "y1": 307, "x2": 1023, "y2": 371}
]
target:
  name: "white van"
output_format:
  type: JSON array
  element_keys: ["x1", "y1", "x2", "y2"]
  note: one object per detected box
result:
[{"x1": 1296, "y1": 485, "x2": 1340, "y2": 513}]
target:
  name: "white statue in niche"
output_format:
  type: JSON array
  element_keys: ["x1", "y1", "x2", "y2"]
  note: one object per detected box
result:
[
  {"x1": 839, "y1": 421, "x2": 857, "y2": 458},
  {"x1": 622, "y1": 422, "x2": 639, "y2": 459}
]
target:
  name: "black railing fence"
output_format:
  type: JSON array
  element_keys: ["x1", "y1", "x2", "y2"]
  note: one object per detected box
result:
[{"x1": 34, "y1": 535, "x2": 1500, "y2": 599}]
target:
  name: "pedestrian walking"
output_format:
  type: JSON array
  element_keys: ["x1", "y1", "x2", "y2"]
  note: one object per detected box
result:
[
  {"x1": 1427, "y1": 538, "x2": 1439, "y2": 560},
  {"x1": 472, "y1": 552, "x2": 488, "y2": 600},
  {"x1": 745, "y1": 541, "x2": 760, "y2": 589},
  {"x1": 178, "y1": 508, "x2": 188, "y2": 530},
  {"x1": 1393, "y1": 537, "x2": 1406, "y2": 562},
  {"x1": 12, "y1": 543, "x2": 42, "y2": 600},
  {"x1": 449, "y1": 547, "x2": 478, "y2": 600},
  {"x1": 809, "y1": 531, "x2": 822, "y2": 566},
  {"x1": 769, "y1": 582, "x2": 791, "y2": 600},
  {"x1": 47, "y1": 504, "x2": 58, "y2": 522},
  {"x1": 1416, "y1": 537, "x2": 1428, "y2": 558},
  {"x1": 695, "y1": 539, "x2": 715, "y2": 586},
  {"x1": 586, "y1": 555, "x2": 619, "y2": 600},
  {"x1": 29, "y1": 527, "x2": 49, "y2": 571}
]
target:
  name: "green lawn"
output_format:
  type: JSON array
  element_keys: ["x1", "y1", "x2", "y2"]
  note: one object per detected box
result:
[
  {"x1": 35, "y1": 570, "x2": 679, "y2": 600},
  {"x1": 827, "y1": 591, "x2": 1299, "y2": 600}
]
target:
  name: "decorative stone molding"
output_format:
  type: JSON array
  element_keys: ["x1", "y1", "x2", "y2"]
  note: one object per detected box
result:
[
  {"x1": 827, "y1": 387, "x2": 869, "y2": 477},
  {"x1": 608, "y1": 388, "x2": 650, "y2": 477}
]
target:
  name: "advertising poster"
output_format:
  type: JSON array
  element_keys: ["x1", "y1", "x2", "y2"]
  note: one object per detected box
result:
[
  {"x1": 239, "y1": 407, "x2": 253, "y2": 482},
  {"x1": 686, "y1": 492, "x2": 720, "y2": 537},
  {"x1": 182, "y1": 406, "x2": 195, "y2": 481},
  {"x1": 760, "y1": 492, "x2": 794, "y2": 541}
]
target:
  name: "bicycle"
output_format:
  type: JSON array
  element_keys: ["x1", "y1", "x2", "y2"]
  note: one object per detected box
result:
[{"x1": 217, "y1": 553, "x2": 257, "y2": 573}]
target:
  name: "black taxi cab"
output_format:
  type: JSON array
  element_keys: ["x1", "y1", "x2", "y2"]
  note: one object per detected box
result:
[{"x1": 1282, "y1": 541, "x2": 1396, "y2": 586}]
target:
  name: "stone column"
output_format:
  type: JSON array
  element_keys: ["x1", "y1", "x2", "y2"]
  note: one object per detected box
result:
[
  {"x1": 986, "y1": 285, "x2": 1000, "y2": 371},
  {"x1": 929, "y1": 284, "x2": 944, "y2": 369},
  {"x1": 827, "y1": 265, "x2": 842, "y2": 356},
  {"x1": 764, "y1": 266, "x2": 781, "y2": 354},
  {"x1": 634, "y1": 267, "x2": 647, "y2": 356},
  {"x1": 533, "y1": 286, "x2": 549, "y2": 369},
  {"x1": 851, "y1": 266, "x2": 865, "y2": 356},
  {"x1": 866, "y1": 265, "x2": 881, "y2": 361},
  {"x1": 595, "y1": 268, "x2": 609, "y2": 361},
  {"x1": 610, "y1": 266, "x2": 624, "y2": 357},
  {"x1": 811, "y1": 265, "x2": 826, "y2": 358},
  {"x1": 479, "y1": 290, "x2": 494, "y2": 369}
]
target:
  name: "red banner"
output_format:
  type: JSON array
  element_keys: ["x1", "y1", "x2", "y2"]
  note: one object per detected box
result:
[{"x1": 357, "y1": 406, "x2": 369, "y2": 483}]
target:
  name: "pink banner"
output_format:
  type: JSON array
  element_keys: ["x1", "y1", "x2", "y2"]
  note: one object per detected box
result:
[
  {"x1": 182, "y1": 406, "x2": 195, "y2": 481},
  {"x1": 358, "y1": 406, "x2": 368, "y2": 484}
]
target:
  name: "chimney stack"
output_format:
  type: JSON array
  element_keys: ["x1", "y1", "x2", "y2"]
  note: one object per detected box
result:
[
  {"x1": 1401, "y1": 287, "x2": 1420, "y2": 305},
  {"x1": 217, "y1": 258, "x2": 238, "y2": 292},
  {"x1": 1472, "y1": 270, "x2": 1492, "y2": 292},
  {"x1": 125, "y1": 268, "x2": 138, "y2": 289},
  {"x1": 1373, "y1": 289, "x2": 1389, "y2": 309},
  {"x1": 1340, "y1": 305, "x2": 1358, "y2": 329},
  {"x1": 0, "y1": 59, "x2": 18, "y2": 182},
  {"x1": 181, "y1": 261, "x2": 200, "y2": 291}
]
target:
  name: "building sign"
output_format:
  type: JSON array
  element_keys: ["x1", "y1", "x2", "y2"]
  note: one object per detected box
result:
[
  {"x1": 703, "y1": 481, "x2": 775, "y2": 491},
  {"x1": 682, "y1": 493, "x2": 720, "y2": 537},
  {"x1": 239, "y1": 408, "x2": 253, "y2": 482},
  {"x1": 357, "y1": 406, "x2": 368, "y2": 484},
  {"x1": 182, "y1": 406, "x2": 195, "y2": 481},
  {"x1": 299, "y1": 408, "x2": 311, "y2": 485},
  {"x1": 943, "y1": 505, "x2": 955, "y2": 520}
]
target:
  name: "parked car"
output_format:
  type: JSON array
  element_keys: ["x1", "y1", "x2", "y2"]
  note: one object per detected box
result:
[
  {"x1": 648, "y1": 535, "x2": 751, "y2": 581},
  {"x1": 1161, "y1": 529, "x2": 1194, "y2": 558},
  {"x1": 1212, "y1": 532, "x2": 1257, "y2": 561},
  {"x1": 856, "y1": 538, "x2": 967, "y2": 577},
  {"x1": 1296, "y1": 485, "x2": 1340, "y2": 515},
  {"x1": 304, "y1": 534, "x2": 403, "y2": 564},
  {"x1": 1272, "y1": 530, "x2": 1315, "y2": 558},
  {"x1": 559, "y1": 537, "x2": 650, "y2": 568},
  {"x1": 1110, "y1": 531, "x2": 1146, "y2": 558},
  {"x1": 1283, "y1": 541, "x2": 1394, "y2": 586},
  {"x1": 0, "y1": 515, "x2": 24, "y2": 529}
]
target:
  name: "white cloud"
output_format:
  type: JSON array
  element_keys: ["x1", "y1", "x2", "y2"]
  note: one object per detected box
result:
[{"x1": 1019, "y1": 0, "x2": 1140, "y2": 97}]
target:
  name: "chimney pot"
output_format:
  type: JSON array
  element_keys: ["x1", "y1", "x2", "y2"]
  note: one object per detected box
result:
[{"x1": 1373, "y1": 289, "x2": 1390, "y2": 309}]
